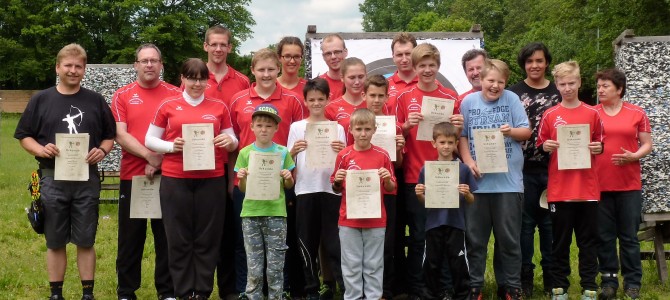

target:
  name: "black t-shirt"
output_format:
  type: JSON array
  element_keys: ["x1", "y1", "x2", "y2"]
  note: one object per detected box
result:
[
  {"x1": 14, "y1": 86, "x2": 116, "y2": 169},
  {"x1": 508, "y1": 80, "x2": 561, "y2": 173}
]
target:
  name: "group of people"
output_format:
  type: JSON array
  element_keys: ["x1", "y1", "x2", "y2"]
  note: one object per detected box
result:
[{"x1": 14, "y1": 24, "x2": 652, "y2": 300}]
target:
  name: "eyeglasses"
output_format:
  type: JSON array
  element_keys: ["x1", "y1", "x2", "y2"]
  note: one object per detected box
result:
[
  {"x1": 185, "y1": 77, "x2": 206, "y2": 84},
  {"x1": 136, "y1": 59, "x2": 161, "y2": 65},
  {"x1": 207, "y1": 42, "x2": 229, "y2": 49},
  {"x1": 281, "y1": 55, "x2": 303, "y2": 61},
  {"x1": 322, "y1": 50, "x2": 344, "y2": 57}
]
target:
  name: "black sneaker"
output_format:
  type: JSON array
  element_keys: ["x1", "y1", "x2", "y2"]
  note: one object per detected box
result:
[
  {"x1": 497, "y1": 286, "x2": 506, "y2": 300},
  {"x1": 505, "y1": 288, "x2": 523, "y2": 300},
  {"x1": 469, "y1": 288, "x2": 482, "y2": 300},
  {"x1": 624, "y1": 287, "x2": 640, "y2": 299},
  {"x1": 318, "y1": 285, "x2": 333, "y2": 300},
  {"x1": 520, "y1": 266, "x2": 534, "y2": 298},
  {"x1": 49, "y1": 296, "x2": 65, "y2": 300},
  {"x1": 237, "y1": 293, "x2": 248, "y2": 300},
  {"x1": 81, "y1": 295, "x2": 95, "y2": 300},
  {"x1": 406, "y1": 294, "x2": 421, "y2": 300},
  {"x1": 599, "y1": 286, "x2": 616, "y2": 300}
]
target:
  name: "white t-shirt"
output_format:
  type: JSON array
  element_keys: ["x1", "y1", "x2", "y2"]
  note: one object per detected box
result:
[{"x1": 287, "y1": 119, "x2": 346, "y2": 195}]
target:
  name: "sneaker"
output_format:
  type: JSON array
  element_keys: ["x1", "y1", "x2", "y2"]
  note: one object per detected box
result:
[
  {"x1": 163, "y1": 298, "x2": 177, "y2": 300},
  {"x1": 237, "y1": 293, "x2": 248, "y2": 300},
  {"x1": 469, "y1": 288, "x2": 482, "y2": 300},
  {"x1": 624, "y1": 287, "x2": 640, "y2": 299},
  {"x1": 505, "y1": 288, "x2": 523, "y2": 300},
  {"x1": 49, "y1": 296, "x2": 65, "y2": 300},
  {"x1": 581, "y1": 290, "x2": 597, "y2": 300},
  {"x1": 497, "y1": 286, "x2": 506, "y2": 300},
  {"x1": 551, "y1": 288, "x2": 568, "y2": 300},
  {"x1": 318, "y1": 285, "x2": 333, "y2": 300},
  {"x1": 81, "y1": 295, "x2": 95, "y2": 300},
  {"x1": 521, "y1": 266, "x2": 534, "y2": 298},
  {"x1": 599, "y1": 286, "x2": 616, "y2": 300}
]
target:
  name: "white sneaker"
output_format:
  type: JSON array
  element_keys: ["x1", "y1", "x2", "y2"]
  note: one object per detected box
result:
[
  {"x1": 552, "y1": 288, "x2": 569, "y2": 300},
  {"x1": 581, "y1": 290, "x2": 597, "y2": 300}
]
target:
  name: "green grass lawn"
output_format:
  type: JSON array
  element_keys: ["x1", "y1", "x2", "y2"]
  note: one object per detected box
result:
[{"x1": 1, "y1": 113, "x2": 669, "y2": 299}]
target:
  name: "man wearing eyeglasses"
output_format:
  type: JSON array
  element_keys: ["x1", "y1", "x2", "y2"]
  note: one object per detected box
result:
[
  {"x1": 111, "y1": 43, "x2": 181, "y2": 300},
  {"x1": 318, "y1": 34, "x2": 348, "y2": 100}
]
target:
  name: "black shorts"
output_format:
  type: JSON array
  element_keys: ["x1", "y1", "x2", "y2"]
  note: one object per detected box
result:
[{"x1": 41, "y1": 172, "x2": 100, "y2": 249}]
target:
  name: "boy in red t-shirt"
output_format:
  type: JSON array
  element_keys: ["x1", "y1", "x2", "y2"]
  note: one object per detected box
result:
[{"x1": 331, "y1": 108, "x2": 396, "y2": 300}]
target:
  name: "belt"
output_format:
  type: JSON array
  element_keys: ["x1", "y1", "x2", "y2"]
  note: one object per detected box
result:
[{"x1": 40, "y1": 169, "x2": 55, "y2": 177}]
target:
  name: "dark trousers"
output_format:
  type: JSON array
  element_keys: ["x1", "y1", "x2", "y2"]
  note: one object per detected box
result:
[
  {"x1": 404, "y1": 183, "x2": 428, "y2": 296},
  {"x1": 295, "y1": 192, "x2": 343, "y2": 295},
  {"x1": 521, "y1": 172, "x2": 553, "y2": 288},
  {"x1": 550, "y1": 201, "x2": 599, "y2": 291},
  {"x1": 391, "y1": 170, "x2": 408, "y2": 296},
  {"x1": 160, "y1": 176, "x2": 226, "y2": 298},
  {"x1": 382, "y1": 194, "x2": 396, "y2": 298},
  {"x1": 598, "y1": 191, "x2": 643, "y2": 289},
  {"x1": 424, "y1": 226, "x2": 470, "y2": 300},
  {"x1": 217, "y1": 183, "x2": 237, "y2": 298},
  {"x1": 285, "y1": 188, "x2": 307, "y2": 296},
  {"x1": 117, "y1": 180, "x2": 173, "y2": 299},
  {"x1": 233, "y1": 186, "x2": 248, "y2": 293}
]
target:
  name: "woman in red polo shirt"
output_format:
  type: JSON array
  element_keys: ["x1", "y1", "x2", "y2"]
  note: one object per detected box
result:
[{"x1": 277, "y1": 36, "x2": 307, "y2": 100}]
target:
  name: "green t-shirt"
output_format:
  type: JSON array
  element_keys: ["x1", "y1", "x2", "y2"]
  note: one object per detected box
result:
[{"x1": 235, "y1": 142, "x2": 295, "y2": 217}]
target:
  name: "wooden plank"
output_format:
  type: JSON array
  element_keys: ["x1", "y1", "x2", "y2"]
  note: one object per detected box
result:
[
  {"x1": 639, "y1": 228, "x2": 656, "y2": 241},
  {"x1": 643, "y1": 213, "x2": 670, "y2": 222},
  {"x1": 654, "y1": 224, "x2": 669, "y2": 283},
  {"x1": 641, "y1": 250, "x2": 670, "y2": 260}
]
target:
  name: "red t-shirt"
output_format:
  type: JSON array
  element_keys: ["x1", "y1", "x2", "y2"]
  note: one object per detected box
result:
[
  {"x1": 151, "y1": 96, "x2": 234, "y2": 178},
  {"x1": 595, "y1": 102, "x2": 651, "y2": 191},
  {"x1": 458, "y1": 88, "x2": 476, "y2": 106},
  {"x1": 331, "y1": 145, "x2": 396, "y2": 228},
  {"x1": 111, "y1": 81, "x2": 181, "y2": 180},
  {"x1": 325, "y1": 96, "x2": 367, "y2": 145},
  {"x1": 204, "y1": 66, "x2": 250, "y2": 106},
  {"x1": 536, "y1": 103, "x2": 604, "y2": 202},
  {"x1": 395, "y1": 85, "x2": 459, "y2": 183},
  {"x1": 278, "y1": 78, "x2": 307, "y2": 101},
  {"x1": 319, "y1": 73, "x2": 344, "y2": 100},
  {"x1": 386, "y1": 71, "x2": 418, "y2": 116}
]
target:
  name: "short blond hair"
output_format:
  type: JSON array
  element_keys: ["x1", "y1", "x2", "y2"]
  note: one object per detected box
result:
[
  {"x1": 57, "y1": 43, "x2": 87, "y2": 64},
  {"x1": 251, "y1": 48, "x2": 280, "y2": 69},
  {"x1": 552, "y1": 61, "x2": 580, "y2": 80},
  {"x1": 480, "y1": 59, "x2": 510, "y2": 80},
  {"x1": 321, "y1": 34, "x2": 346, "y2": 50},
  {"x1": 411, "y1": 43, "x2": 440, "y2": 68},
  {"x1": 349, "y1": 108, "x2": 376, "y2": 127}
]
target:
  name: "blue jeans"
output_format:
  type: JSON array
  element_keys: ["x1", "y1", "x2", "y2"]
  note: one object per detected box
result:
[
  {"x1": 598, "y1": 190, "x2": 643, "y2": 289},
  {"x1": 521, "y1": 173, "x2": 553, "y2": 287}
]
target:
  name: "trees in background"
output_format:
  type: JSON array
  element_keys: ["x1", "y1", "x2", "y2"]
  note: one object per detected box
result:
[
  {"x1": 358, "y1": 0, "x2": 670, "y2": 96},
  {"x1": 0, "y1": 0, "x2": 254, "y2": 89}
]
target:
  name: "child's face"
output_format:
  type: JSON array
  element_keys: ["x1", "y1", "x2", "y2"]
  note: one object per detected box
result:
[
  {"x1": 414, "y1": 57, "x2": 439, "y2": 86},
  {"x1": 305, "y1": 90, "x2": 329, "y2": 116},
  {"x1": 342, "y1": 64, "x2": 366, "y2": 95},
  {"x1": 555, "y1": 74, "x2": 581, "y2": 102},
  {"x1": 349, "y1": 121, "x2": 376, "y2": 147},
  {"x1": 250, "y1": 117, "x2": 278, "y2": 145},
  {"x1": 252, "y1": 58, "x2": 279, "y2": 90},
  {"x1": 431, "y1": 135, "x2": 458, "y2": 159},
  {"x1": 364, "y1": 85, "x2": 388, "y2": 114},
  {"x1": 481, "y1": 69, "x2": 507, "y2": 101}
]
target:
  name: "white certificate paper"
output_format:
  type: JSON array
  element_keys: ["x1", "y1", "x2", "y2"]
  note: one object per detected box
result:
[
  {"x1": 304, "y1": 121, "x2": 338, "y2": 168},
  {"x1": 417, "y1": 96, "x2": 455, "y2": 141},
  {"x1": 345, "y1": 169, "x2": 382, "y2": 219},
  {"x1": 557, "y1": 124, "x2": 591, "y2": 170},
  {"x1": 424, "y1": 161, "x2": 460, "y2": 208},
  {"x1": 182, "y1": 123, "x2": 215, "y2": 171},
  {"x1": 371, "y1": 115, "x2": 397, "y2": 161},
  {"x1": 130, "y1": 175, "x2": 162, "y2": 219},
  {"x1": 54, "y1": 133, "x2": 89, "y2": 181},
  {"x1": 246, "y1": 152, "x2": 282, "y2": 200},
  {"x1": 473, "y1": 129, "x2": 508, "y2": 173}
]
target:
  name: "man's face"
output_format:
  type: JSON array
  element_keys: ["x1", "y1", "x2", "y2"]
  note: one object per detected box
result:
[
  {"x1": 56, "y1": 56, "x2": 86, "y2": 89},
  {"x1": 204, "y1": 33, "x2": 232, "y2": 65},
  {"x1": 525, "y1": 50, "x2": 548, "y2": 82},
  {"x1": 321, "y1": 39, "x2": 347, "y2": 72},
  {"x1": 414, "y1": 57, "x2": 439, "y2": 86},
  {"x1": 392, "y1": 42, "x2": 414, "y2": 73},
  {"x1": 464, "y1": 55, "x2": 485, "y2": 90},
  {"x1": 134, "y1": 48, "x2": 162, "y2": 85}
]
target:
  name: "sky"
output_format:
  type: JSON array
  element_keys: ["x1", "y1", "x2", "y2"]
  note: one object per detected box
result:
[{"x1": 238, "y1": 0, "x2": 365, "y2": 55}]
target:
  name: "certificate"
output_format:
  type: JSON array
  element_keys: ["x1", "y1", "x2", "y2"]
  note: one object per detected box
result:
[
  {"x1": 473, "y1": 129, "x2": 508, "y2": 173},
  {"x1": 246, "y1": 152, "x2": 282, "y2": 200},
  {"x1": 417, "y1": 96, "x2": 455, "y2": 141},
  {"x1": 182, "y1": 123, "x2": 215, "y2": 171},
  {"x1": 557, "y1": 124, "x2": 591, "y2": 170},
  {"x1": 304, "y1": 121, "x2": 338, "y2": 168},
  {"x1": 424, "y1": 161, "x2": 460, "y2": 208},
  {"x1": 371, "y1": 115, "x2": 397, "y2": 161},
  {"x1": 54, "y1": 133, "x2": 89, "y2": 181},
  {"x1": 130, "y1": 175, "x2": 162, "y2": 219},
  {"x1": 345, "y1": 169, "x2": 382, "y2": 219}
]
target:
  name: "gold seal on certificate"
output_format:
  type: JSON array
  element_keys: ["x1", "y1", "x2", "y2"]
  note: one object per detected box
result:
[
  {"x1": 371, "y1": 115, "x2": 397, "y2": 161},
  {"x1": 305, "y1": 121, "x2": 338, "y2": 168},
  {"x1": 130, "y1": 175, "x2": 162, "y2": 219},
  {"x1": 557, "y1": 124, "x2": 591, "y2": 170},
  {"x1": 345, "y1": 169, "x2": 382, "y2": 219},
  {"x1": 425, "y1": 161, "x2": 460, "y2": 208},
  {"x1": 246, "y1": 152, "x2": 282, "y2": 200},
  {"x1": 54, "y1": 133, "x2": 89, "y2": 181},
  {"x1": 182, "y1": 123, "x2": 215, "y2": 171},
  {"x1": 473, "y1": 129, "x2": 508, "y2": 173},
  {"x1": 417, "y1": 96, "x2": 455, "y2": 141}
]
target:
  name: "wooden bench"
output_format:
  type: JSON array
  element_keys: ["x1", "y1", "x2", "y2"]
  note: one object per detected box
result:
[
  {"x1": 638, "y1": 213, "x2": 670, "y2": 283},
  {"x1": 99, "y1": 170, "x2": 120, "y2": 204}
]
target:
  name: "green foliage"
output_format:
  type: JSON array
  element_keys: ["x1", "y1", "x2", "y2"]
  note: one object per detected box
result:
[{"x1": 0, "y1": 0, "x2": 254, "y2": 89}]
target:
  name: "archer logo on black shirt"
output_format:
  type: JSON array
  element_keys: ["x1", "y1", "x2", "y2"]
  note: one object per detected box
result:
[{"x1": 62, "y1": 105, "x2": 84, "y2": 134}]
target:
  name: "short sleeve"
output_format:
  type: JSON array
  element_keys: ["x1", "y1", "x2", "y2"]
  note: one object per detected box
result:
[
  {"x1": 283, "y1": 147, "x2": 295, "y2": 171},
  {"x1": 234, "y1": 148, "x2": 250, "y2": 171}
]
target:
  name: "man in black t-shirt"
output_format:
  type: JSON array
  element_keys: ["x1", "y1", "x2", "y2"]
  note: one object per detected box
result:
[
  {"x1": 14, "y1": 43, "x2": 116, "y2": 300},
  {"x1": 508, "y1": 42, "x2": 561, "y2": 298}
]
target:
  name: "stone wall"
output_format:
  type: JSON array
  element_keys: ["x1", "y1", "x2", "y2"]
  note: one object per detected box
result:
[{"x1": 614, "y1": 33, "x2": 670, "y2": 213}]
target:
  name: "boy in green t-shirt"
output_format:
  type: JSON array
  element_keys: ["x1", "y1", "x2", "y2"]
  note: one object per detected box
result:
[{"x1": 235, "y1": 103, "x2": 295, "y2": 300}]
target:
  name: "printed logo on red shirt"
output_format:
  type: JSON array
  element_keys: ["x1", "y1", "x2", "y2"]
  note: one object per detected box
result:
[
  {"x1": 408, "y1": 103, "x2": 421, "y2": 111},
  {"x1": 129, "y1": 94, "x2": 143, "y2": 104},
  {"x1": 553, "y1": 116, "x2": 567, "y2": 127},
  {"x1": 202, "y1": 114, "x2": 217, "y2": 121},
  {"x1": 347, "y1": 159, "x2": 362, "y2": 170},
  {"x1": 243, "y1": 106, "x2": 255, "y2": 114},
  {"x1": 336, "y1": 112, "x2": 351, "y2": 120},
  {"x1": 176, "y1": 106, "x2": 183, "y2": 111}
]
